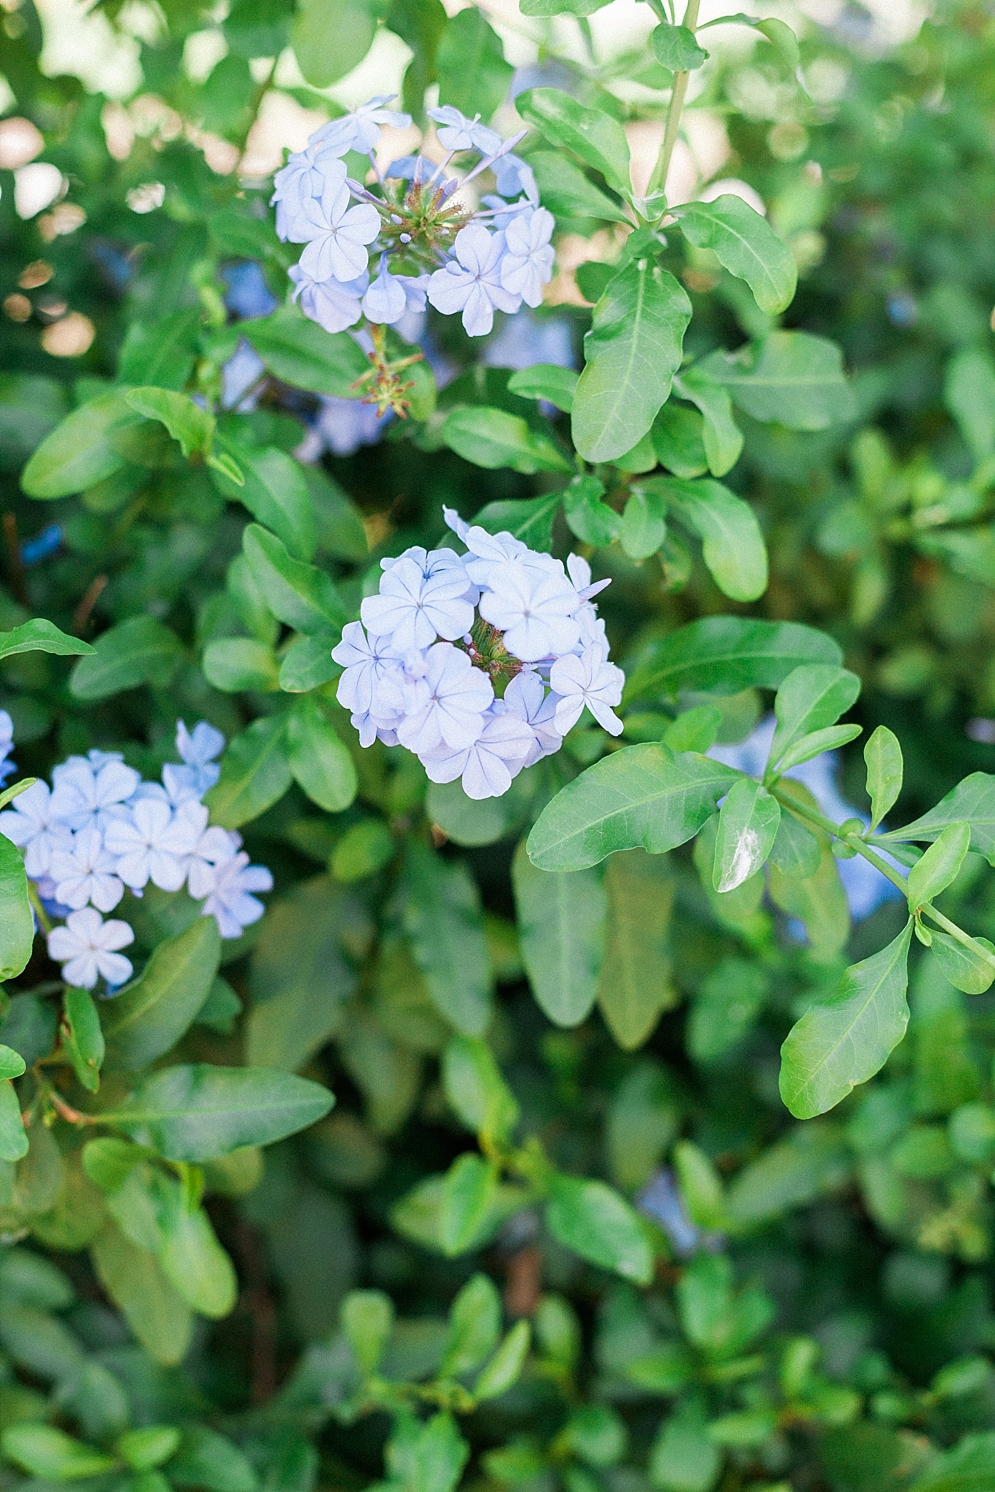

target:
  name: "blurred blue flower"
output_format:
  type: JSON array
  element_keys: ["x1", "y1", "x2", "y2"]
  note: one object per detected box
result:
[
  {"x1": 21, "y1": 523, "x2": 62, "y2": 567},
  {"x1": 221, "y1": 261, "x2": 278, "y2": 320}
]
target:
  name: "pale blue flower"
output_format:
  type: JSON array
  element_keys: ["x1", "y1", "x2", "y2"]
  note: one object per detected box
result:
[
  {"x1": 427, "y1": 225, "x2": 521, "y2": 337},
  {"x1": 290, "y1": 264, "x2": 367, "y2": 334},
  {"x1": 428, "y1": 106, "x2": 503, "y2": 155},
  {"x1": 395, "y1": 642, "x2": 493, "y2": 755},
  {"x1": 47, "y1": 908, "x2": 134, "y2": 990},
  {"x1": 500, "y1": 206, "x2": 555, "y2": 307},
  {"x1": 298, "y1": 175, "x2": 381, "y2": 283},
  {"x1": 479, "y1": 558, "x2": 582, "y2": 661},
  {"x1": 550, "y1": 645, "x2": 625, "y2": 736},
  {"x1": 276, "y1": 155, "x2": 349, "y2": 244},
  {"x1": 360, "y1": 555, "x2": 474, "y2": 650},
  {"x1": 312, "y1": 95, "x2": 411, "y2": 156},
  {"x1": 421, "y1": 706, "x2": 534, "y2": 799}
]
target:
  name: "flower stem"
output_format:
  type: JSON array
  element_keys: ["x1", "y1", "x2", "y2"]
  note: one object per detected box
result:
[{"x1": 646, "y1": 0, "x2": 701, "y2": 205}]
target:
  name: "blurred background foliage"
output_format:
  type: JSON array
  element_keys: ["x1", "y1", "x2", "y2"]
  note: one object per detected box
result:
[{"x1": 6, "y1": 1, "x2": 995, "y2": 1490}]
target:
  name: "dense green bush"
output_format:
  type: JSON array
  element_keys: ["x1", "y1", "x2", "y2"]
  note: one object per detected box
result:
[{"x1": 4, "y1": 2, "x2": 995, "y2": 1489}]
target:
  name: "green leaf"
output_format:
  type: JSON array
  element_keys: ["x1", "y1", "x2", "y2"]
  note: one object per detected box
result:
[
  {"x1": 441, "y1": 407, "x2": 571, "y2": 474},
  {"x1": 512, "y1": 839, "x2": 605, "y2": 1027},
  {"x1": 0, "y1": 1424, "x2": 116, "y2": 1480},
  {"x1": 724, "y1": 1121, "x2": 850, "y2": 1227},
  {"x1": 674, "y1": 195, "x2": 797, "y2": 314},
  {"x1": 624, "y1": 616, "x2": 841, "y2": 703},
  {"x1": 305, "y1": 465, "x2": 368, "y2": 561},
  {"x1": 0, "y1": 835, "x2": 33, "y2": 983},
  {"x1": 880, "y1": 773, "x2": 995, "y2": 863},
  {"x1": 779, "y1": 921, "x2": 914, "y2": 1119},
  {"x1": 516, "y1": 88, "x2": 631, "y2": 197},
  {"x1": 662, "y1": 704, "x2": 723, "y2": 752},
  {"x1": 528, "y1": 152, "x2": 631, "y2": 225},
  {"x1": 754, "y1": 15, "x2": 801, "y2": 68},
  {"x1": 673, "y1": 368, "x2": 744, "y2": 476},
  {"x1": 291, "y1": 0, "x2": 375, "y2": 86},
  {"x1": 286, "y1": 697, "x2": 357, "y2": 813},
  {"x1": 527, "y1": 743, "x2": 741, "y2": 872},
  {"x1": 115, "y1": 1428, "x2": 182, "y2": 1473},
  {"x1": 0, "y1": 1081, "x2": 27, "y2": 1163},
  {"x1": 0, "y1": 1045, "x2": 25, "y2": 1081},
  {"x1": 279, "y1": 633, "x2": 339, "y2": 693},
  {"x1": 470, "y1": 492, "x2": 563, "y2": 551},
  {"x1": 507, "y1": 363, "x2": 579, "y2": 412},
  {"x1": 203, "y1": 637, "x2": 279, "y2": 693},
  {"x1": 648, "y1": 1397, "x2": 721, "y2": 1492},
  {"x1": 442, "y1": 1036, "x2": 519, "y2": 1145},
  {"x1": 651, "y1": 402, "x2": 709, "y2": 479},
  {"x1": 170, "y1": 1427, "x2": 258, "y2": 1492},
  {"x1": 21, "y1": 392, "x2": 142, "y2": 498},
  {"x1": 597, "y1": 849, "x2": 677, "y2": 1049},
  {"x1": 436, "y1": 6, "x2": 511, "y2": 120},
  {"x1": 907, "y1": 822, "x2": 971, "y2": 908},
  {"x1": 204, "y1": 714, "x2": 292, "y2": 829},
  {"x1": 403, "y1": 843, "x2": 492, "y2": 1037},
  {"x1": 650, "y1": 22, "x2": 708, "y2": 70},
  {"x1": 158, "y1": 1194, "x2": 237, "y2": 1319},
  {"x1": 519, "y1": 0, "x2": 612, "y2": 14},
  {"x1": 63, "y1": 988, "x2": 104, "y2": 1093},
  {"x1": 0, "y1": 619, "x2": 93, "y2": 661},
  {"x1": 118, "y1": 311, "x2": 198, "y2": 391},
  {"x1": 213, "y1": 442, "x2": 316, "y2": 560},
  {"x1": 572, "y1": 260, "x2": 692, "y2": 463},
  {"x1": 125, "y1": 388, "x2": 215, "y2": 459},
  {"x1": 440, "y1": 1153, "x2": 498, "y2": 1256},
  {"x1": 775, "y1": 722, "x2": 863, "y2": 773},
  {"x1": 661, "y1": 476, "x2": 768, "y2": 601},
  {"x1": 689, "y1": 957, "x2": 768, "y2": 1064},
  {"x1": 909, "y1": 1432, "x2": 995, "y2": 1492},
  {"x1": 700, "y1": 331, "x2": 854, "y2": 431},
  {"x1": 102, "y1": 917, "x2": 221, "y2": 1072},
  {"x1": 931, "y1": 932, "x2": 995, "y2": 995},
  {"x1": 620, "y1": 487, "x2": 667, "y2": 560},
  {"x1": 69, "y1": 617, "x2": 182, "y2": 702},
  {"x1": 245, "y1": 308, "x2": 370, "y2": 397},
  {"x1": 105, "y1": 1064, "x2": 334, "y2": 1160},
  {"x1": 441, "y1": 1273, "x2": 501, "y2": 1378},
  {"x1": 713, "y1": 778, "x2": 780, "y2": 892},
  {"x1": 768, "y1": 788, "x2": 851, "y2": 959},
  {"x1": 945, "y1": 348, "x2": 995, "y2": 464},
  {"x1": 769, "y1": 663, "x2": 861, "y2": 771},
  {"x1": 563, "y1": 474, "x2": 622, "y2": 545},
  {"x1": 864, "y1": 724, "x2": 904, "y2": 832},
  {"x1": 473, "y1": 1320, "x2": 532, "y2": 1401},
  {"x1": 545, "y1": 1174, "x2": 654, "y2": 1284},
  {"x1": 342, "y1": 1288, "x2": 394, "y2": 1376},
  {"x1": 243, "y1": 524, "x2": 347, "y2": 634},
  {"x1": 90, "y1": 1222, "x2": 192, "y2": 1366}
]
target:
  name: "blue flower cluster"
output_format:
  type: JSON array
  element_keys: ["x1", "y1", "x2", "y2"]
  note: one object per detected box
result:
[
  {"x1": 0, "y1": 720, "x2": 272, "y2": 991},
  {"x1": 273, "y1": 97, "x2": 555, "y2": 338}
]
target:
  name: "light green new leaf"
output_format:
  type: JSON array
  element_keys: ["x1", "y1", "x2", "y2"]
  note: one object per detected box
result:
[
  {"x1": 115, "y1": 1427, "x2": 181, "y2": 1472},
  {"x1": 441, "y1": 1273, "x2": 502, "y2": 1379},
  {"x1": 278, "y1": 633, "x2": 338, "y2": 693},
  {"x1": 907, "y1": 822, "x2": 971, "y2": 908},
  {"x1": 0, "y1": 835, "x2": 33, "y2": 983},
  {"x1": 203, "y1": 637, "x2": 279, "y2": 694},
  {"x1": 864, "y1": 724, "x2": 904, "y2": 831},
  {"x1": 204, "y1": 713, "x2": 292, "y2": 829},
  {"x1": 701, "y1": 331, "x2": 854, "y2": 431},
  {"x1": 507, "y1": 363, "x2": 579, "y2": 412},
  {"x1": 516, "y1": 88, "x2": 631, "y2": 197},
  {"x1": 624, "y1": 615, "x2": 841, "y2": 703},
  {"x1": 880, "y1": 774, "x2": 995, "y2": 864},
  {"x1": 169, "y1": 1426, "x2": 258, "y2": 1492},
  {"x1": 661, "y1": 476, "x2": 768, "y2": 601},
  {"x1": 512, "y1": 839, "x2": 605, "y2": 1027},
  {"x1": 243, "y1": 523, "x2": 347, "y2": 634},
  {"x1": 651, "y1": 22, "x2": 708, "y2": 70},
  {"x1": 342, "y1": 1288, "x2": 394, "y2": 1376},
  {"x1": 673, "y1": 368, "x2": 743, "y2": 476},
  {"x1": 545, "y1": 1174, "x2": 654, "y2": 1284},
  {"x1": 1, "y1": 1424, "x2": 116, "y2": 1480},
  {"x1": 0, "y1": 1081, "x2": 28, "y2": 1162},
  {"x1": 21, "y1": 392, "x2": 142, "y2": 498},
  {"x1": 102, "y1": 917, "x2": 221, "y2": 1072},
  {"x1": 945, "y1": 347, "x2": 995, "y2": 465},
  {"x1": 674, "y1": 195, "x2": 797, "y2": 314},
  {"x1": 713, "y1": 778, "x2": 780, "y2": 892},
  {"x1": 776, "y1": 722, "x2": 863, "y2": 774},
  {"x1": 442, "y1": 1036, "x2": 519, "y2": 1145},
  {"x1": 620, "y1": 487, "x2": 667, "y2": 560},
  {"x1": 125, "y1": 387, "x2": 215, "y2": 459},
  {"x1": 528, "y1": 744, "x2": 741, "y2": 872},
  {"x1": 63, "y1": 988, "x2": 105, "y2": 1093},
  {"x1": 779, "y1": 921, "x2": 914, "y2": 1119},
  {"x1": 442, "y1": 406, "x2": 571, "y2": 474},
  {"x1": 291, "y1": 0, "x2": 375, "y2": 87},
  {"x1": 652, "y1": 402, "x2": 709, "y2": 478},
  {"x1": 473, "y1": 1321, "x2": 532, "y2": 1402},
  {"x1": 286, "y1": 697, "x2": 357, "y2": 814},
  {"x1": 213, "y1": 443, "x2": 316, "y2": 560},
  {"x1": 158, "y1": 1193, "x2": 237, "y2": 1319},
  {"x1": 105, "y1": 1064, "x2": 334, "y2": 1160},
  {"x1": 118, "y1": 307, "x2": 200, "y2": 390},
  {"x1": 440, "y1": 1154, "x2": 499, "y2": 1256},
  {"x1": 528, "y1": 152, "x2": 632, "y2": 225},
  {"x1": 573, "y1": 259, "x2": 692, "y2": 462},
  {"x1": 769, "y1": 663, "x2": 861, "y2": 770},
  {"x1": 908, "y1": 1431, "x2": 995, "y2": 1492},
  {"x1": 70, "y1": 617, "x2": 182, "y2": 701},
  {"x1": 930, "y1": 931, "x2": 995, "y2": 995},
  {"x1": 563, "y1": 474, "x2": 622, "y2": 545},
  {"x1": 0, "y1": 1045, "x2": 25, "y2": 1081},
  {"x1": 94, "y1": 1221, "x2": 194, "y2": 1365},
  {"x1": 0, "y1": 619, "x2": 93, "y2": 661}
]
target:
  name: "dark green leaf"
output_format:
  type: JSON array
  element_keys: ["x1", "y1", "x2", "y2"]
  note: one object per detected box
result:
[
  {"x1": 63, "y1": 988, "x2": 104, "y2": 1093},
  {"x1": 0, "y1": 835, "x2": 33, "y2": 983},
  {"x1": 286, "y1": 697, "x2": 358, "y2": 813},
  {"x1": 507, "y1": 364, "x2": 579, "y2": 412},
  {"x1": 881, "y1": 774, "x2": 995, "y2": 864},
  {"x1": 470, "y1": 492, "x2": 563, "y2": 551},
  {"x1": 625, "y1": 616, "x2": 842, "y2": 702},
  {"x1": 213, "y1": 442, "x2": 316, "y2": 560},
  {"x1": 125, "y1": 388, "x2": 215, "y2": 459},
  {"x1": 512, "y1": 839, "x2": 605, "y2": 1027},
  {"x1": 102, "y1": 918, "x2": 221, "y2": 1072},
  {"x1": 244, "y1": 309, "x2": 370, "y2": 397},
  {"x1": 769, "y1": 663, "x2": 861, "y2": 770},
  {"x1": 701, "y1": 331, "x2": 854, "y2": 431},
  {"x1": 403, "y1": 842, "x2": 493, "y2": 1036},
  {"x1": 563, "y1": 474, "x2": 622, "y2": 545},
  {"x1": 441, "y1": 407, "x2": 572, "y2": 474},
  {"x1": 661, "y1": 476, "x2": 768, "y2": 600},
  {"x1": 243, "y1": 524, "x2": 347, "y2": 634},
  {"x1": 528, "y1": 152, "x2": 632, "y2": 225},
  {"x1": 673, "y1": 368, "x2": 743, "y2": 476},
  {"x1": 204, "y1": 714, "x2": 292, "y2": 829},
  {"x1": 69, "y1": 617, "x2": 182, "y2": 702}
]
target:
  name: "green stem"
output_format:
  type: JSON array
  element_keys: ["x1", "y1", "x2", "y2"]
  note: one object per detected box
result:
[
  {"x1": 772, "y1": 785, "x2": 995, "y2": 973},
  {"x1": 646, "y1": 0, "x2": 701, "y2": 203},
  {"x1": 28, "y1": 882, "x2": 51, "y2": 935}
]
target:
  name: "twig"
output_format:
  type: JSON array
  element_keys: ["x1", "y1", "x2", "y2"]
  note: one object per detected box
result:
[
  {"x1": 73, "y1": 575, "x2": 108, "y2": 636},
  {"x1": 2, "y1": 514, "x2": 28, "y2": 606}
]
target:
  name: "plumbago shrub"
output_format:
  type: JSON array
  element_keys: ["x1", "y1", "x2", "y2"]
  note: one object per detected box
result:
[{"x1": 7, "y1": 0, "x2": 995, "y2": 1489}]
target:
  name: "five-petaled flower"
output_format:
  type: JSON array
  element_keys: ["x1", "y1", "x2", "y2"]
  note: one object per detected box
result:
[{"x1": 48, "y1": 908, "x2": 135, "y2": 991}]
